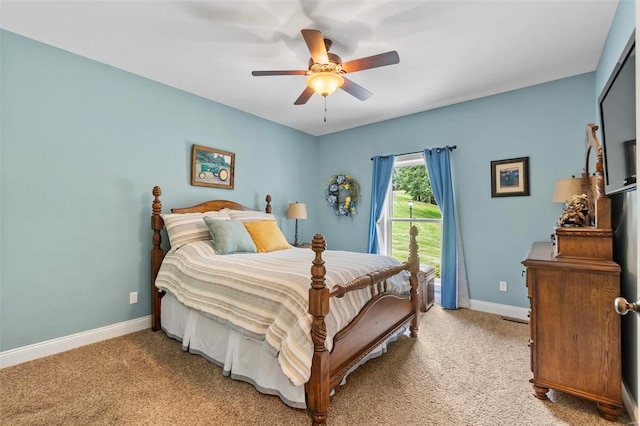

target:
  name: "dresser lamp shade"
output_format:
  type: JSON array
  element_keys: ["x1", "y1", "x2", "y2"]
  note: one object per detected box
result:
[
  {"x1": 287, "y1": 202, "x2": 307, "y2": 246},
  {"x1": 552, "y1": 178, "x2": 584, "y2": 203},
  {"x1": 553, "y1": 176, "x2": 598, "y2": 203}
]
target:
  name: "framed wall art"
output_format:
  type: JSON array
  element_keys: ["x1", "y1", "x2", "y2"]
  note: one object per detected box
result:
[
  {"x1": 490, "y1": 156, "x2": 529, "y2": 197},
  {"x1": 191, "y1": 144, "x2": 235, "y2": 189}
]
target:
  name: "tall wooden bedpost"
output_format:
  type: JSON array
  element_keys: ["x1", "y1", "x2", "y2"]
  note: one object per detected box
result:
[
  {"x1": 151, "y1": 186, "x2": 165, "y2": 332},
  {"x1": 306, "y1": 233, "x2": 329, "y2": 426},
  {"x1": 408, "y1": 225, "x2": 420, "y2": 337}
]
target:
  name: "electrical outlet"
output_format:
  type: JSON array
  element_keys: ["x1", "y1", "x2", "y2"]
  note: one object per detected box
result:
[
  {"x1": 129, "y1": 291, "x2": 138, "y2": 304},
  {"x1": 499, "y1": 281, "x2": 508, "y2": 292}
]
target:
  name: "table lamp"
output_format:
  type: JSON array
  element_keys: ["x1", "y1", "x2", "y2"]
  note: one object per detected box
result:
[
  {"x1": 287, "y1": 202, "x2": 307, "y2": 247},
  {"x1": 553, "y1": 175, "x2": 598, "y2": 223}
]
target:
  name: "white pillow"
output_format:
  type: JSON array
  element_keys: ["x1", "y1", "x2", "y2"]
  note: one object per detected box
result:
[
  {"x1": 162, "y1": 210, "x2": 231, "y2": 252},
  {"x1": 224, "y1": 208, "x2": 276, "y2": 222}
]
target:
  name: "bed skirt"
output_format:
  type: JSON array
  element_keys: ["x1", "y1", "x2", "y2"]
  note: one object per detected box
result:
[{"x1": 160, "y1": 291, "x2": 406, "y2": 409}]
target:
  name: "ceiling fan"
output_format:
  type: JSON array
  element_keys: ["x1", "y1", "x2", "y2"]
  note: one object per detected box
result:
[{"x1": 252, "y1": 29, "x2": 400, "y2": 105}]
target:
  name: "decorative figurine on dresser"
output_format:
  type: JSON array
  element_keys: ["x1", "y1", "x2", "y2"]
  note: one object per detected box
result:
[{"x1": 522, "y1": 124, "x2": 622, "y2": 421}]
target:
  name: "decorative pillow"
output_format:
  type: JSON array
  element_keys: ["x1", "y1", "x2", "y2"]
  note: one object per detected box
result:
[
  {"x1": 225, "y1": 209, "x2": 276, "y2": 222},
  {"x1": 203, "y1": 217, "x2": 257, "y2": 255},
  {"x1": 162, "y1": 211, "x2": 230, "y2": 252},
  {"x1": 243, "y1": 220, "x2": 291, "y2": 253}
]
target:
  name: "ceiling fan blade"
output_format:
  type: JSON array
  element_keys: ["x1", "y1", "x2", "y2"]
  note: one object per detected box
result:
[
  {"x1": 294, "y1": 87, "x2": 315, "y2": 105},
  {"x1": 342, "y1": 51, "x2": 400, "y2": 73},
  {"x1": 340, "y1": 78, "x2": 373, "y2": 101},
  {"x1": 252, "y1": 70, "x2": 307, "y2": 76},
  {"x1": 301, "y1": 29, "x2": 328, "y2": 64}
]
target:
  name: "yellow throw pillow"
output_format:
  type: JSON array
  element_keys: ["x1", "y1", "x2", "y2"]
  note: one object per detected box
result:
[{"x1": 243, "y1": 220, "x2": 291, "y2": 253}]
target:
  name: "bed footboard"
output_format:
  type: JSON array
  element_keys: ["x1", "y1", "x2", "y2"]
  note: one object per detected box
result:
[{"x1": 306, "y1": 228, "x2": 420, "y2": 426}]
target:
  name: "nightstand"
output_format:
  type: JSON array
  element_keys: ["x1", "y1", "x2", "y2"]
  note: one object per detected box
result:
[
  {"x1": 418, "y1": 264, "x2": 435, "y2": 312},
  {"x1": 292, "y1": 243, "x2": 312, "y2": 248}
]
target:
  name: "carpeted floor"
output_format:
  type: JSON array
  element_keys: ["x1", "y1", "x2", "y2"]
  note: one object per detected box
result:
[{"x1": 0, "y1": 307, "x2": 630, "y2": 425}]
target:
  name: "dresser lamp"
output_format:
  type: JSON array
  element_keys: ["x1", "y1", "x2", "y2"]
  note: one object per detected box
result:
[
  {"x1": 553, "y1": 175, "x2": 598, "y2": 223},
  {"x1": 287, "y1": 202, "x2": 307, "y2": 247}
]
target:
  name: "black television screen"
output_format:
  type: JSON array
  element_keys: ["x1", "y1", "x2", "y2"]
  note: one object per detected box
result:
[{"x1": 598, "y1": 31, "x2": 636, "y2": 195}]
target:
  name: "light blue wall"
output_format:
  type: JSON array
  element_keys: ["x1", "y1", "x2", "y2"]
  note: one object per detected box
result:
[
  {"x1": 0, "y1": 30, "x2": 317, "y2": 351},
  {"x1": 316, "y1": 74, "x2": 596, "y2": 307}
]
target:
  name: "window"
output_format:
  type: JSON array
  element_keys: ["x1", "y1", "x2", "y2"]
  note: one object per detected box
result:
[{"x1": 381, "y1": 153, "x2": 442, "y2": 276}]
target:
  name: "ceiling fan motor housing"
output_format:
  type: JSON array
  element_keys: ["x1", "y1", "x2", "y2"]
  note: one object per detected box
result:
[{"x1": 308, "y1": 53, "x2": 343, "y2": 73}]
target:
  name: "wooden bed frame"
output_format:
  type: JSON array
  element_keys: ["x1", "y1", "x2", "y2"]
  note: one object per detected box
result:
[{"x1": 150, "y1": 186, "x2": 421, "y2": 425}]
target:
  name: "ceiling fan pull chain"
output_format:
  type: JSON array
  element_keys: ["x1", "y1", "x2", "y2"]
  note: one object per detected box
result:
[{"x1": 324, "y1": 96, "x2": 327, "y2": 122}]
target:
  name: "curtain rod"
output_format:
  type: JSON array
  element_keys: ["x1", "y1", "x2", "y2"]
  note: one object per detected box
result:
[{"x1": 370, "y1": 145, "x2": 457, "y2": 161}]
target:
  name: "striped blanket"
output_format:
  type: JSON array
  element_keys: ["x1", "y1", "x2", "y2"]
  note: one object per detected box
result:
[{"x1": 155, "y1": 241, "x2": 410, "y2": 386}]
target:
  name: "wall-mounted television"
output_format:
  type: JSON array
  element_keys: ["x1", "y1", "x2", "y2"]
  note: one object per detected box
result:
[{"x1": 598, "y1": 30, "x2": 636, "y2": 195}]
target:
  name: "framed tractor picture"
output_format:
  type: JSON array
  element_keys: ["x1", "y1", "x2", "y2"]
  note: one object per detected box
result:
[{"x1": 191, "y1": 144, "x2": 235, "y2": 189}]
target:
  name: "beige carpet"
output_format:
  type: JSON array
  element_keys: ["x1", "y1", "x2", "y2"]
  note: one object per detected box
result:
[{"x1": 0, "y1": 307, "x2": 630, "y2": 425}]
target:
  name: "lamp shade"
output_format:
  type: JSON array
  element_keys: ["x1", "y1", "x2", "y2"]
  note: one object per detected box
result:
[
  {"x1": 552, "y1": 176, "x2": 597, "y2": 203},
  {"x1": 306, "y1": 72, "x2": 344, "y2": 97},
  {"x1": 287, "y1": 203, "x2": 307, "y2": 220},
  {"x1": 553, "y1": 178, "x2": 583, "y2": 203}
]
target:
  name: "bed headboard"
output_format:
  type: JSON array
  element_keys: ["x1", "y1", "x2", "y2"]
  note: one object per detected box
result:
[
  {"x1": 171, "y1": 196, "x2": 272, "y2": 214},
  {"x1": 150, "y1": 185, "x2": 272, "y2": 331}
]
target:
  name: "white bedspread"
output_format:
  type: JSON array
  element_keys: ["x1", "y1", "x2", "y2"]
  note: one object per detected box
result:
[{"x1": 155, "y1": 241, "x2": 409, "y2": 386}]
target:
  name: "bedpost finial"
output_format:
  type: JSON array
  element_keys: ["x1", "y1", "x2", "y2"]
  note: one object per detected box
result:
[
  {"x1": 408, "y1": 225, "x2": 419, "y2": 272},
  {"x1": 265, "y1": 194, "x2": 272, "y2": 214},
  {"x1": 312, "y1": 234, "x2": 326, "y2": 253},
  {"x1": 311, "y1": 234, "x2": 326, "y2": 291},
  {"x1": 152, "y1": 186, "x2": 162, "y2": 216},
  {"x1": 409, "y1": 225, "x2": 418, "y2": 239}
]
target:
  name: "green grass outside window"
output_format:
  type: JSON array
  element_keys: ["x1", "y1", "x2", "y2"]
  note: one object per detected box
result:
[{"x1": 391, "y1": 191, "x2": 442, "y2": 277}]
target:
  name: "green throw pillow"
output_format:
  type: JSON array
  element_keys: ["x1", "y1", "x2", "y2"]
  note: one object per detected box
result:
[{"x1": 203, "y1": 217, "x2": 257, "y2": 255}]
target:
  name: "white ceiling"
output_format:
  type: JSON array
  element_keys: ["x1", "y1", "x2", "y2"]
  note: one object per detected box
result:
[{"x1": 1, "y1": 1, "x2": 618, "y2": 136}]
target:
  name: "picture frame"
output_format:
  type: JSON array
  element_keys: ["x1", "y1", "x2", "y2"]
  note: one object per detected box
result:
[
  {"x1": 191, "y1": 144, "x2": 235, "y2": 189},
  {"x1": 490, "y1": 156, "x2": 529, "y2": 197}
]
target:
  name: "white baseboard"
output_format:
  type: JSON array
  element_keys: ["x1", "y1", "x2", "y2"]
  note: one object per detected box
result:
[
  {"x1": 0, "y1": 316, "x2": 151, "y2": 369},
  {"x1": 468, "y1": 299, "x2": 529, "y2": 321},
  {"x1": 432, "y1": 282, "x2": 529, "y2": 321},
  {"x1": 623, "y1": 380, "x2": 638, "y2": 424}
]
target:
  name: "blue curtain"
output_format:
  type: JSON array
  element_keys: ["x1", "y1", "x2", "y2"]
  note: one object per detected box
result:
[
  {"x1": 367, "y1": 155, "x2": 395, "y2": 254},
  {"x1": 424, "y1": 147, "x2": 459, "y2": 309}
]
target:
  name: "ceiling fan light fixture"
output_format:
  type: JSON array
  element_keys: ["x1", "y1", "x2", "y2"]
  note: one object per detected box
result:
[{"x1": 306, "y1": 72, "x2": 344, "y2": 97}]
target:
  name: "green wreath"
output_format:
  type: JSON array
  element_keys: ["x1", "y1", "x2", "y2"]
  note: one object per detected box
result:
[{"x1": 326, "y1": 174, "x2": 360, "y2": 217}]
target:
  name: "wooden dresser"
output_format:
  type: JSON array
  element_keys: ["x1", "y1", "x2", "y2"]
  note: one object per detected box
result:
[{"x1": 522, "y1": 241, "x2": 622, "y2": 420}]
